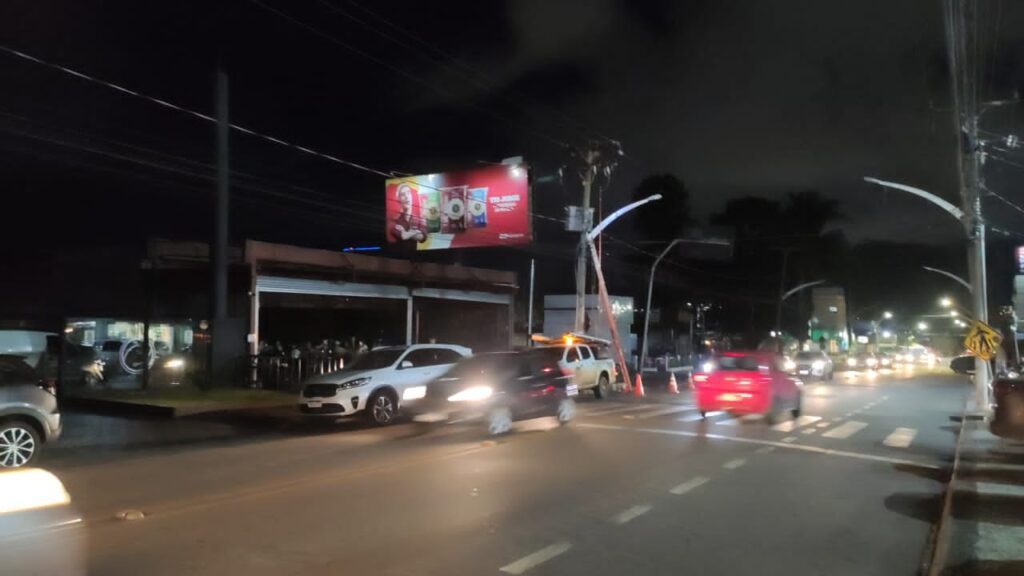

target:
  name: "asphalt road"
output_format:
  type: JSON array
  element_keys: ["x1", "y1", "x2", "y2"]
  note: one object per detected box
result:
[{"x1": 36, "y1": 368, "x2": 968, "y2": 575}]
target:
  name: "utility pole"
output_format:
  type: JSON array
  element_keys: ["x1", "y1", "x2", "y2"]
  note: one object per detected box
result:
[
  {"x1": 210, "y1": 64, "x2": 230, "y2": 382},
  {"x1": 567, "y1": 140, "x2": 622, "y2": 333},
  {"x1": 945, "y1": 0, "x2": 990, "y2": 413}
]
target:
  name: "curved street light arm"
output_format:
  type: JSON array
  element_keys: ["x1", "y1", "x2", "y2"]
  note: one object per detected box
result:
[{"x1": 863, "y1": 177, "x2": 965, "y2": 223}]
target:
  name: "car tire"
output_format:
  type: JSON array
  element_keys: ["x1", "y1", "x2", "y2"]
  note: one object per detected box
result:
[
  {"x1": 825, "y1": 369, "x2": 834, "y2": 382},
  {"x1": 0, "y1": 421, "x2": 41, "y2": 469},
  {"x1": 699, "y1": 410, "x2": 707, "y2": 419},
  {"x1": 556, "y1": 398, "x2": 576, "y2": 425},
  {"x1": 791, "y1": 392, "x2": 803, "y2": 418},
  {"x1": 766, "y1": 397, "x2": 784, "y2": 425},
  {"x1": 366, "y1": 390, "x2": 398, "y2": 426},
  {"x1": 486, "y1": 406, "x2": 513, "y2": 436},
  {"x1": 594, "y1": 374, "x2": 610, "y2": 399}
]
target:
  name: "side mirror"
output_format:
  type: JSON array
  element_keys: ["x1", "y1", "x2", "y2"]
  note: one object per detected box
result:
[{"x1": 400, "y1": 360, "x2": 413, "y2": 369}]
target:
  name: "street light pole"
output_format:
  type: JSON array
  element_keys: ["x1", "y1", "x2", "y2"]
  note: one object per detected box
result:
[
  {"x1": 587, "y1": 194, "x2": 662, "y2": 396},
  {"x1": 640, "y1": 238, "x2": 683, "y2": 375},
  {"x1": 921, "y1": 266, "x2": 972, "y2": 293}
]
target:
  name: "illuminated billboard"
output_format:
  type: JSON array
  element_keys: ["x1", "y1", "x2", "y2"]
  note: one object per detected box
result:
[{"x1": 385, "y1": 164, "x2": 531, "y2": 250}]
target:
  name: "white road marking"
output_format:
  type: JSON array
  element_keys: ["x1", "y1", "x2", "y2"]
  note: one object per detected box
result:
[
  {"x1": 781, "y1": 436, "x2": 798, "y2": 443},
  {"x1": 801, "y1": 428, "x2": 817, "y2": 435},
  {"x1": 722, "y1": 458, "x2": 746, "y2": 470},
  {"x1": 500, "y1": 542, "x2": 573, "y2": 574},
  {"x1": 634, "y1": 405, "x2": 695, "y2": 420},
  {"x1": 822, "y1": 421, "x2": 869, "y2": 439},
  {"x1": 883, "y1": 427, "x2": 917, "y2": 448},
  {"x1": 816, "y1": 422, "x2": 830, "y2": 428},
  {"x1": 678, "y1": 411, "x2": 721, "y2": 422},
  {"x1": 585, "y1": 405, "x2": 656, "y2": 417},
  {"x1": 669, "y1": 476, "x2": 709, "y2": 495},
  {"x1": 610, "y1": 504, "x2": 652, "y2": 525},
  {"x1": 756, "y1": 446, "x2": 775, "y2": 453},
  {"x1": 771, "y1": 415, "x2": 821, "y2": 432},
  {"x1": 577, "y1": 423, "x2": 940, "y2": 470}
]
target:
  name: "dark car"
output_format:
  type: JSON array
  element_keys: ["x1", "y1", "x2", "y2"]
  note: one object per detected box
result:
[
  {"x1": 991, "y1": 377, "x2": 1024, "y2": 440},
  {"x1": 408, "y1": 350, "x2": 578, "y2": 435},
  {"x1": 793, "y1": 350, "x2": 834, "y2": 381},
  {"x1": 949, "y1": 354, "x2": 976, "y2": 375}
]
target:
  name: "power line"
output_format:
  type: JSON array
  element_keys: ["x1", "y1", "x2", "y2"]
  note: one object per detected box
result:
[{"x1": 246, "y1": 0, "x2": 569, "y2": 148}]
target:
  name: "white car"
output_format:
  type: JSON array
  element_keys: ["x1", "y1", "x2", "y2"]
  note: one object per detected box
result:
[{"x1": 298, "y1": 344, "x2": 471, "y2": 425}]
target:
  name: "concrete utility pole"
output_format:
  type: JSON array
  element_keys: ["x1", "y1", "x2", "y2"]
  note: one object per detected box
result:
[
  {"x1": 210, "y1": 65, "x2": 230, "y2": 381},
  {"x1": 569, "y1": 140, "x2": 622, "y2": 333},
  {"x1": 945, "y1": 0, "x2": 990, "y2": 413}
]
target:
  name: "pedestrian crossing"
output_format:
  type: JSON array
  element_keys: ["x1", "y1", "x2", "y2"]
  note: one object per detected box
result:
[{"x1": 574, "y1": 400, "x2": 921, "y2": 449}]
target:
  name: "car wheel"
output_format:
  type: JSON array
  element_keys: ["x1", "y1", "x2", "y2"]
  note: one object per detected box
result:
[
  {"x1": 367, "y1": 390, "x2": 398, "y2": 426},
  {"x1": 486, "y1": 406, "x2": 513, "y2": 436},
  {"x1": 766, "y1": 397, "x2": 784, "y2": 425},
  {"x1": 0, "y1": 421, "x2": 40, "y2": 469},
  {"x1": 826, "y1": 369, "x2": 834, "y2": 382},
  {"x1": 594, "y1": 374, "x2": 610, "y2": 399},
  {"x1": 556, "y1": 398, "x2": 576, "y2": 425},
  {"x1": 699, "y1": 410, "x2": 707, "y2": 419},
  {"x1": 791, "y1": 392, "x2": 803, "y2": 418}
]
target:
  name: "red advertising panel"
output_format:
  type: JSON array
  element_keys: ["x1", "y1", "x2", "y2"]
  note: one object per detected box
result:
[{"x1": 385, "y1": 164, "x2": 531, "y2": 250}]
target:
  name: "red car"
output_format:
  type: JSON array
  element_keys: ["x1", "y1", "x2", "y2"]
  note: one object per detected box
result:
[{"x1": 691, "y1": 351, "x2": 802, "y2": 420}]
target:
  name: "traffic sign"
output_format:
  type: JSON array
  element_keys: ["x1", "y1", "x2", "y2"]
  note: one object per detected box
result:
[{"x1": 964, "y1": 320, "x2": 1003, "y2": 361}]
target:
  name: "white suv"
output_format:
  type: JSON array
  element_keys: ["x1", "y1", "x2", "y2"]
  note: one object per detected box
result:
[{"x1": 298, "y1": 344, "x2": 471, "y2": 425}]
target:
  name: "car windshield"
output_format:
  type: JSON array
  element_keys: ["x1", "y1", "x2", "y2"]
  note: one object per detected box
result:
[
  {"x1": 347, "y1": 349, "x2": 404, "y2": 371},
  {"x1": 795, "y1": 352, "x2": 821, "y2": 361},
  {"x1": 714, "y1": 355, "x2": 761, "y2": 371}
]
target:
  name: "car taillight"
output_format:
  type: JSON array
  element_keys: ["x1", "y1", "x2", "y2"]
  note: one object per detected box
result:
[{"x1": 38, "y1": 378, "x2": 57, "y2": 396}]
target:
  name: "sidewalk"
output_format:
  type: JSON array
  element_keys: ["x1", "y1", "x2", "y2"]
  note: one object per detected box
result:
[{"x1": 933, "y1": 416, "x2": 1024, "y2": 575}]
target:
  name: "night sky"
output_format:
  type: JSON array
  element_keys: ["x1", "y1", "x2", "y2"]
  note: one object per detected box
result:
[{"x1": 2, "y1": 1, "x2": 1024, "y2": 311}]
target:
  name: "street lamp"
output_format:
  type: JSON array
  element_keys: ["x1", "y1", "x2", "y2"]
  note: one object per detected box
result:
[
  {"x1": 883, "y1": 311, "x2": 893, "y2": 319},
  {"x1": 940, "y1": 297, "x2": 953, "y2": 308},
  {"x1": 950, "y1": 310, "x2": 959, "y2": 317},
  {"x1": 882, "y1": 330, "x2": 892, "y2": 339},
  {"x1": 917, "y1": 321, "x2": 929, "y2": 331}
]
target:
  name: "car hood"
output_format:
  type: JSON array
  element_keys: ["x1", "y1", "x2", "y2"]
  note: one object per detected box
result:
[{"x1": 303, "y1": 369, "x2": 379, "y2": 385}]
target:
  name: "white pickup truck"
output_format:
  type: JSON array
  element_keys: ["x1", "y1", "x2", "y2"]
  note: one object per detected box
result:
[{"x1": 537, "y1": 344, "x2": 616, "y2": 399}]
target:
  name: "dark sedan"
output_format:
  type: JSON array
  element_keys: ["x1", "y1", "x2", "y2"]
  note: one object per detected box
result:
[{"x1": 407, "y1": 350, "x2": 578, "y2": 435}]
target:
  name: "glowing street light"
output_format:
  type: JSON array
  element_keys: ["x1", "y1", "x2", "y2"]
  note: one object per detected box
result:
[
  {"x1": 950, "y1": 310, "x2": 959, "y2": 317},
  {"x1": 881, "y1": 330, "x2": 892, "y2": 338},
  {"x1": 917, "y1": 321, "x2": 929, "y2": 331},
  {"x1": 883, "y1": 311, "x2": 893, "y2": 319},
  {"x1": 940, "y1": 297, "x2": 953, "y2": 308}
]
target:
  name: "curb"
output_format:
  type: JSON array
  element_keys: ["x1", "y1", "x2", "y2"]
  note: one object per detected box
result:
[{"x1": 922, "y1": 401, "x2": 970, "y2": 576}]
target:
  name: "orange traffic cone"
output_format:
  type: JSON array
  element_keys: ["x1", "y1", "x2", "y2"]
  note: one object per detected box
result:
[
  {"x1": 634, "y1": 373, "x2": 645, "y2": 398},
  {"x1": 667, "y1": 372, "x2": 680, "y2": 394}
]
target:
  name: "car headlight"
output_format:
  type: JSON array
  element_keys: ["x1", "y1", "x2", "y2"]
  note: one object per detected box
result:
[
  {"x1": 866, "y1": 358, "x2": 878, "y2": 367},
  {"x1": 847, "y1": 358, "x2": 857, "y2": 367},
  {"x1": 403, "y1": 386, "x2": 427, "y2": 401},
  {"x1": 881, "y1": 358, "x2": 891, "y2": 366},
  {"x1": 164, "y1": 358, "x2": 185, "y2": 369},
  {"x1": 340, "y1": 377, "x2": 371, "y2": 389},
  {"x1": 447, "y1": 385, "x2": 493, "y2": 402},
  {"x1": 783, "y1": 359, "x2": 796, "y2": 371},
  {"x1": 701, "y1": 361, "x2": 715, "y2": 373}
]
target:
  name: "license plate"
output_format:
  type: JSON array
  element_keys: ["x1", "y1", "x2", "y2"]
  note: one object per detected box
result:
[
  {"x1": 307, "y1": 400, "x2": 323, "y2": 408},
  {"x1": 566, "y1": 384, "x2": 579, "y2": 397},
  {"x1": 413, "y1": 412, "x2": 448, "y2": 423},
  {"x1": 799, "y1": 370, "x2": 809, "y2": 375}
]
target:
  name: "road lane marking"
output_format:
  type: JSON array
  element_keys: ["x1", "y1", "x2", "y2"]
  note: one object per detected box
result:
[
  {"x1": 801, "y1": 428, "x2": 817, "y2": 435},
  {"x1": 822, "y1": 421, "x2": 868, "y2": 439},
  {"x1": 585, "y1": 405, "x2": 657, "y2": 417},
  {"x1": 722, "y1": 458, "x2": 746, "y2": 470},
  {"x1": 679, "y1": 411, "x2": 721, "y2": 422},
  {"x1": 610, "y1": 504, "x2": 653, "y2": 525},
  {"x1": 500, "y1": 542, "x2": 573, "y2": 574},
  {"x1": 781, "y1": 436, "x2": 798, "y2": 443},
  {"x1": 883, "y1": 427, "x2": 917, "y2": 448},
  {"x1": 756, "y1": 446, "x2": 775, "y2": 453},
  {"x1": 634, "y1": 405, "x2": 695, "y2": 420},
  {"x1": 771, "y1": 415, "x2": 821, "y2": 432},
  {"x1": 577, "y1": 423, "x2": 940, "y2": 469},
  {"x1": 669, "y1": 476, "x2": 709, "y2": 495},
  {"x1": 816, "y1": 422, "x2": 830, "y2": 428}
]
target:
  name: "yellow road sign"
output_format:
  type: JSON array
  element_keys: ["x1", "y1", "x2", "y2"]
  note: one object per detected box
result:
[{"x1": 964, "y1": 320, "x2": 1003, "y2": 361}]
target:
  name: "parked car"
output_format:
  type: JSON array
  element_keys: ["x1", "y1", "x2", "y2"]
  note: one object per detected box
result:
[
  {"x1": 541, "y1": 341, "x2": 616, "y2": 399},
  {"x1": 0, "y1": 468, "x2": 85, "y2": 575},
  {"x1": 298, "y1": 344, "x2": 471, "y2": 425},
  {"x1": 0, "y1": 355, "x2": 62, "y2": 468},
  {"x1": 408, "y1": 350, "x2": 578, "y2": 435},
  {"x1": 950, "y1": 354, "x2": 976, "y2": 375},
  {"x1": 792, "y1": 350, "x2": 833, "y2": 381},
  {"x1": 991, "y1": 376, "x2": 1024, "y2": 440},
  {"x1": 691, "y1": 351, "x2": 802, "y2": 421}
]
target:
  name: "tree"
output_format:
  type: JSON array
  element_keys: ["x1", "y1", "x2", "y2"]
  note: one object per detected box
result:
[
  {"x1": 631, "y1": 173, "x2": 691, "y2": 241},
  {"x1": 780, "y1": 190, "x2": 842, "y2": 237}
]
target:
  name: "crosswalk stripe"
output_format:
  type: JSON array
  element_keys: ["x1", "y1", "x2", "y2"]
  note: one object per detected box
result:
[
  {"x1": 822, "y1": 421, "x2": 868, "y2": 439},
  {"x1": 634, "y1": 405, "x2": 695, "y2": 420},
  {"x1": 715, "y1": 414, "x2": 763, "y2": 426},
  {"x1": 583, "y1": 404, "x2": 652, "y2": 417},
  {"x1": 883, "y1": 427, "x2": 917, "y2": 448},
  {"x1": 770, "y1": 415, "x2": 821, "y2": 432}
]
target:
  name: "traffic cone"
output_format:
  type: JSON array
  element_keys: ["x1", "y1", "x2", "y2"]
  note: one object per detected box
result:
[
  {"x1": 667, "y1": 372, "x2": 680, "y2": 394},
  {"x1": 634, "y1": 373, "x2": 645, "y2": 397}
]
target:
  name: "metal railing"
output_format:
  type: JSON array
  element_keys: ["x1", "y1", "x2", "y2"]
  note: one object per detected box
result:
[{"x1": 247, "y1": 353, "x2": 345, "y2": 390}]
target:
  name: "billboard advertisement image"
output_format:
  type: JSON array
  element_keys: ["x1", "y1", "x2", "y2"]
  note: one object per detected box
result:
[{"x1": 385, "y1": 164, "x2": 531, "y2": 250}]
